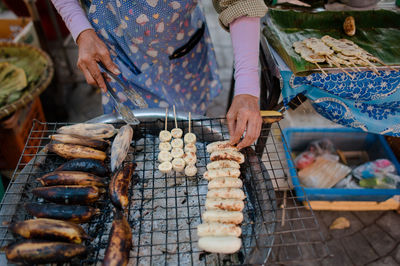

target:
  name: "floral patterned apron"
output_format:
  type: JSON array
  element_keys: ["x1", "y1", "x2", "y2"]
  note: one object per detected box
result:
[{"x1": 84, "y1": 0, "x2": 222, "y2": 114}]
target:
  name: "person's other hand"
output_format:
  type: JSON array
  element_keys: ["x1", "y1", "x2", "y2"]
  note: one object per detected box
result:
[
  {"x1": 226, "y1": 94, "x2": 262, "y2": 150},
  {"x1": 76, "y1": 29, "x2": 120, "y2": 91}
]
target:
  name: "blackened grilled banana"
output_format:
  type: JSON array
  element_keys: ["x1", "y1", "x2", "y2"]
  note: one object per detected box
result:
[
  {"x1": 9, "y1": 218, "x2": 89, "y2": 244},
  {"x1": 50, "y1": 134, "x2": 110, "y2": 151},
  {"x1": 109, "y1": 162, "x2": 136, "y2": 210},
  {"x1": 48, "y1": 143, "x2": 107, "y2": 161},
  {"x1": 56, "y1": 123, "x2": 116, "y2": 139},
  {"x1": 55, "y1": 158, "x2": 108, "y2": 177},
  {"x1": 111, "y1": 125, "x2": 133, "y2": 172},
  {"x1": 5, "y1": 240, "x2": 87, "y2": 264},
  {"x1": 25, "y1": 203, "x2": 100, "y2": 223},
  {"x1": 32, "y1": 185, "x2": 104, "y2": 204},
  {"x1": 37, "y1": 171, "x2": 106, "y2": 187},
  {"x1": 103, "y1": 211, "x2": 132, "y2": 266}
]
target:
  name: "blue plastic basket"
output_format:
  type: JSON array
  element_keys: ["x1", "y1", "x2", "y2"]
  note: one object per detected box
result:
[{"x1": 282, "y1": 128, "x2": 400, "y2": 202}]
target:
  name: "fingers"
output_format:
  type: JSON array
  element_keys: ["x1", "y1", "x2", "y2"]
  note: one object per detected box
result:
[
  {"x1": 230, "y1": 113, "x2": 247, "y2": 146},
  {"x1": 236, "y1": 115, "x2": 262, "y2": 150},
  {"x1": 86, "y1": 61, "x2": 106, "y2": 91},
  {"x1": 99, "y1": 49, "x2": 120, "y2": 75},
  {"x1": 226, "y1": 110, "x2": 237, "y2": 145},
  {"x1": 80, "y1": 66, "x2": 97, "y2": 88}
]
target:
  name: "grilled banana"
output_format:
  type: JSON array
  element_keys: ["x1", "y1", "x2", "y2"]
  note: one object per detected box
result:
[
  {"x1": 55, "y1": 158, "x2": 108, "y2": 177},
  {"x1": 197, "y1": 222, "x2": 242, "y2": 237},
  {"x1": 172, "y1": 158, "x2": 185, "y2": 172},
  {"x1": 111, "y1": 125, "x2": 133, "y2": 172},
  {"x1": 25, "y1": 203, "x2": 100, "y2": 223},
  {"x1": 207, "y1": 160, "x2": 240, "y2": 170},
  {"x1": 32, "y1": 185, "x2": 104, "y2": 204},
  {"x1": 184, "y1": 143, "x2": 197, "y2": 153},
  {"x1": 171, "y1": 147, "x2": 184, "y2": 158},
  {"x1": 205, "y1": 198, "x2": 244, "y2": 211},
  {"x1": 203, "y1": 168, "x2": 241, "y2": 180},
  {"x1": 5, "y1": 240, "x2": 87, "y2": 264},
  {"x1": 184, "y1": 165, "x2": 197, "y2": 176},
  {"x1": 9, "y1": 218, "x2": 89, "y2": 244},
  {"x1": 158, "y1": 151, "x2": 172, "y2": 162},
  {"x1": 202, "y1": 210, "x2": 243, "y2": 224},
  {"x1": 171, "y1": 138, "x2": 183, "y2": 149},
  {"x1": 109, "y1": 162, "x2": 136, "y2": 210},
  {"x1": 184, "y1": 132, "x2": 196, "y2": 144},
  {"x1": 57, "y1": 123, "x2": 116, "y2": 139},
  {"x1": 210, "y1": 150, "x2": 244, "y2": 164},
  {"x1": 207, "y1": 188, "x2": 246, "y2": 200},
  {"x1": 171, "y1": 128, "x2": 183, "y2": 138},
  {"x1": 159, "y1": 161, "x2": 172, "y2": 174},
  {"x1": 37, "y1": 171, "x2": 106, "y2": 187},
  {"x1": 183, "y1": 151, "x2": 196, "y2": 165},
  {"x1": 48, "y1": 143, "x2": 107, "y2": 161},
  {"x1": 159, "y1": 130, "x2": 172, "y2": 142},
  {"x1": 49, "y1": 134, "x2": 109, "y2": 151},
  {"x1": 208, "y1": 177, "x2": 243, "y2": 189},
  {"x1": 206, "y1": 140, "x2": 238, "y2": 153},
  {"x1": 159, "y1": 142, "x2": 171, "y2": 151},
  {"x1": 103, "y1": 211, "x2": 132, "y2": 266}
]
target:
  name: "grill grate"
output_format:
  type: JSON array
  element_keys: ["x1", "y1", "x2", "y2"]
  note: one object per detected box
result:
[{"x1": 0, "y1": 118, "x2": 329, "y2": 265}]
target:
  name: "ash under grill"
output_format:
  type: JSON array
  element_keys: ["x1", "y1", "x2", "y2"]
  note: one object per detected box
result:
[{"x1": 0, "y1": 116, "x2": 329, "y2": 265}]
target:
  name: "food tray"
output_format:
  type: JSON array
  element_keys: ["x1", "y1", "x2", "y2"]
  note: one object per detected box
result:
[
  {"x1": 0, "y1": 113, "x2": 328, "y2": 265},
  {"x1": 282, "y1": 127, "x2": 400, "y2": 202},
  {"x1": 263, "y1": 9, "x2": 400, "y2": 75}
]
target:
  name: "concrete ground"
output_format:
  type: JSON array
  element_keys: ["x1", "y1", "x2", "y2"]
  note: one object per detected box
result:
[{"x1": 3, "y1": 1, "x2": 399, "y2": 265}]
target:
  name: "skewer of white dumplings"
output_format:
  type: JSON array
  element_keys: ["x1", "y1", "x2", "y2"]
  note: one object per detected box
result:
[
  {"x1": 171, "y1": 105, "x2": 185, "y2": 172},
  {"x1": 158, "y1": 108, "x2": 173, "y2": 173},
  {"x1": 184, "y1": 112, "x2": 197, "y2": 177}
]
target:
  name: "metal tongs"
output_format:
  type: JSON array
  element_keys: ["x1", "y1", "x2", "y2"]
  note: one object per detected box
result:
[
  {"x1": 99, "y1": 63, "x2": 148, "y2": 109},
  {"x1": 101, "y1": 73, "x2": 140, "y2": 125}
]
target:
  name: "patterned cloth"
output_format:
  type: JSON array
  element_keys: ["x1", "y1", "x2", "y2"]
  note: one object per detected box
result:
[
  {"x1": 213, "y1": 0, "x2": 268, "y2": 30},
  {"x1": 281, "y1": 70, "x2": 400, "y2": 136},
  {"x1": 84, "y1": 0, "x2": 222, "y2": 114}
]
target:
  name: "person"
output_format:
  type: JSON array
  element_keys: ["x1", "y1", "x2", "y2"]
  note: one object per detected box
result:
[{"x1": 51, "y1": 0, "x2": 267, "y2": 149}]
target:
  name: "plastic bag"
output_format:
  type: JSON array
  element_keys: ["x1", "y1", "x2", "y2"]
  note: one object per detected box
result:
[
  {"x1": 294, "y1": 138, "x2": 338, "y2": 169},
  {"x1": 353, "y1": 159, "x2": 400, "y2": 189},
  {"x1": 352, "y1": 159, "x2": 396, "y2": 180}
]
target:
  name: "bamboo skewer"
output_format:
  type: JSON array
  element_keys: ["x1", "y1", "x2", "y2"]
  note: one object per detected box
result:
[
  {"x1": 281, "y1": 190, "x2": 287, "y2": 227},
  {"x1": 351, "y1": 62, "x2": 361, "y2": 72},
  {"x1": 165, "y1": 108, "x2": 168, "y2": 131},
  {"x1": 173, "y1": 105, "x2": 178, "y2": 129},
  {"x1": 368, "y1": 56, "x2": 398, "y2": 72},
  {"x1": 327, "y1": 56, "x2": 354, "y2": 79},
  {"x1": 314, "y1": 62, "x2": 328, "y2": 76},
  {"x1": 355, "y1": 55, "x2": 380, "y2": 75},
  {"x1": 188, "y1": 112, "x2": 191, "y2": 134}
]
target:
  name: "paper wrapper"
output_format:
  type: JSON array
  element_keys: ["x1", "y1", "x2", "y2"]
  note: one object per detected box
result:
[{"x1": 298, "y1": 157, "x2": 351, "y2": 188}]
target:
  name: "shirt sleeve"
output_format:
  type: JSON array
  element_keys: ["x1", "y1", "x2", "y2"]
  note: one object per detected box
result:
[
  {"x1": 51, "y1": 0, "x2": 93, "y2": 42},
  {"x1": 212, "y1": 0, "x2": 268, "y2": 31},
  {"x1": 230, "y1": 16, "x2": 260, "y2": 97}
]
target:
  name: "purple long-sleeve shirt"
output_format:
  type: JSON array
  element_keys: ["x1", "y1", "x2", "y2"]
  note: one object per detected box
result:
[{"x1": 51, "y1": 0, "x2": 260, "y2": 97}]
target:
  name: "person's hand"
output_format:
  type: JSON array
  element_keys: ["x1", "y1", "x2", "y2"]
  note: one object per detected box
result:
[
  {"x1": 76, "y1": 29, "x2": 120, "y2": 91},
  {"x1": 226, "y1": 94, "x2": 262, "y2": 150}
]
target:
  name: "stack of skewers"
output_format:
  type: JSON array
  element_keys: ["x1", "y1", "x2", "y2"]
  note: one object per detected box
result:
[
  {"x1": 158, "y1": 106, "x2": 198, "y2": 176},
  {"x1": 293, "y1": 35, "x2": 398, "y2": 77}
]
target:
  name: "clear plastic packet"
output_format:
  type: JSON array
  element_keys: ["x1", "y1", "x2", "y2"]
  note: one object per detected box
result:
[{"x1": 352, "y1": 159, "x2": 396, "y2": 180}]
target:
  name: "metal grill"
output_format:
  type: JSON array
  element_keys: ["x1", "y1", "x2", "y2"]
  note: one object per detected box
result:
[{"x1": 0, "y1": 117, "x2": 329, "y2": 265}]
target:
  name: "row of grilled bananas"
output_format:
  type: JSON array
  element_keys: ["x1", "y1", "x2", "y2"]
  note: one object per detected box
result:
[{"x1": 6, "y1": 123, "x2": 134, "y2": 265}]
